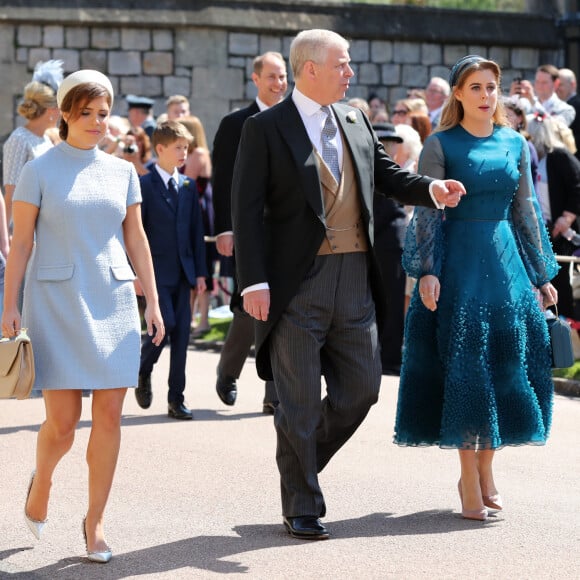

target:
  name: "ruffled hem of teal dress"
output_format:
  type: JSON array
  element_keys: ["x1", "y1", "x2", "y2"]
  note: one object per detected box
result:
[{"x1": 393, "y1": 291, "x2": 553, "y2": 450}]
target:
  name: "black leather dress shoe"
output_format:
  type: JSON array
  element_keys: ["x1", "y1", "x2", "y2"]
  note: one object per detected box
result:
[
  {"x1": 135, "y1": 374, "x2": 152, "y2": 409},
  {"x1": 216, "y1": 375, "x2": 237, "y2": 406},
  {"x1": 168, "y1": 402, "x2": 193, "y2": 420},
  {"x1": 262, "y1": 401, "x2": 279, "y2": 415},
  {"x1": 283, "y1": 516, "x2": 329, "y2": 540}
]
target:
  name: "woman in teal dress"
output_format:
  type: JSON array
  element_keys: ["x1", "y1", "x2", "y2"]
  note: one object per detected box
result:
[{"x1": 394, "y1": 56, "x2": 559, "y2": 521}]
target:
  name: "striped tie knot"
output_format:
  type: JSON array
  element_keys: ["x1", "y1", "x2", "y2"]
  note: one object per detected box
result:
[{"x1": 320, "y1": 106, "x2": 340, "y2": 183}]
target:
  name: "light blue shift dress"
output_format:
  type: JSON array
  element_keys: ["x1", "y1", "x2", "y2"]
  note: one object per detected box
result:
[{"x1": 14, "y1": 141, "x2": 142, "y2": 390}]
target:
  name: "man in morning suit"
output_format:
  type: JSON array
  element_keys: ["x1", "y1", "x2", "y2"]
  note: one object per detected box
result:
[
  {"x1": 231, "y1": 29, "x2": 466, "y2": 540},
  {"x1": 212, "y1": 51, "x2": 288, "y2": 414},
  {"x1": 136, "y1": 121, "x2": 207, "y2": 420}
]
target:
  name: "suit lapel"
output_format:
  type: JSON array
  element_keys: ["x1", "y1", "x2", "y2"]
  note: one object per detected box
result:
[
  {"x1": 176, "y1": 175, "x2": 194, "y2": 218},
  {"x1": 277, "y1": 97, "x2": 325, "y2": 224},
  {"x1": 333, "y1": 105, "x2": 372, "y2": 212},
  {"x1": 151, "y1": 169, "x2": 177, "y2": 213},
  {"x1": 246, "y1": 101, "x2": 260, "y2": 117}
]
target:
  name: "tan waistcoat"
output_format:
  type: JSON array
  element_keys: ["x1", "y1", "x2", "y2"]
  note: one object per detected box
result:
[{"x1": 316, "y1": 141, "x2": 369, "y2": 255}]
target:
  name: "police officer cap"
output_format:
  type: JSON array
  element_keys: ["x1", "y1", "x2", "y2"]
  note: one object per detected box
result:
[{"x1": 126, "y1": 94, "x2": 154, "y2": 109}]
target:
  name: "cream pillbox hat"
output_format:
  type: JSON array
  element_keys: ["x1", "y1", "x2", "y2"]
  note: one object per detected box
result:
[{"x1": 56, "y1": 69, "x2": 114, "y2": 108}]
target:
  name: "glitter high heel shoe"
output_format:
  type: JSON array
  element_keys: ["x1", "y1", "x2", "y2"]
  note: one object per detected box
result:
[
  {"x1": 457, "y1": 480, "x2": 488, "y2": 521},
  {"x1": 82, "y1": 518, "x2": 112, "y2": 563},
  {"x1": 24, "y1": 471, "x2": 47, "y2": 540}
]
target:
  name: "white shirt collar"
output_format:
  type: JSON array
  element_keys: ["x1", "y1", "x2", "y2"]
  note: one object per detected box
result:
[
  {"x1": 541, "y1": 92, "x2": 561, "y2": 110},
  {"x1": 256, "y1": 97, "x2": 269, "y2": 112},
  {"x1": 155, "y1": 164, "x2": 180, "y2": 188},
  {"x1": 292, "y1": 87, "x2": 330, "y2": 118},
  {"x1": 291, "y1": 87, "x2": 342, "y2": 170}
]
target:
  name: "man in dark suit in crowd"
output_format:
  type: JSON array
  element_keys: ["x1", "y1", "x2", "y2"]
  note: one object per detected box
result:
[
  {"x1": 231, "y1": 28, "x2": 466, "y2": 540},
  {"x1": 557, "y1": 68, "x2": 580, "y2": 161},
  {"x1": 212, "y1": 51, "x2": 288, "y2": 414}
]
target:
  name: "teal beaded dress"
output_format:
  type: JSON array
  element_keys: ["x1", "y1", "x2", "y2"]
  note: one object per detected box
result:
[{"x1": 394, "y1": 125, "x2": 559, "y2": 450}]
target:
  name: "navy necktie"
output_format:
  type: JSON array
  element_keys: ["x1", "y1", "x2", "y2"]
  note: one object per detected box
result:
[
  {"x1": 320, "y1": 106, "x2": 341, "y2": 183},
  {"x1": 168, "y1": 177, "x2": 178, "y2": 206}
]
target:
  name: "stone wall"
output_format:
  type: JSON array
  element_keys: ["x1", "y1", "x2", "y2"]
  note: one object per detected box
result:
[{"x1": 0, "y1": 2, "x2": 565, "y2": 144}]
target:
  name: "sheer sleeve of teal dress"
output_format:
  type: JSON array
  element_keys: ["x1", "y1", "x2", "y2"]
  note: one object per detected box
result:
[{"x1": 394, "y1": 125, "x2": 559, "y2": 450}]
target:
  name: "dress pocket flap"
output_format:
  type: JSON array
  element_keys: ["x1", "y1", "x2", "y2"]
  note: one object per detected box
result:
[
  {"x1": 110, "y1": 265, "x2": 136, "y2": 281},
  {"x1": 36, "y1": 264, "x2": 74, "y2": 281}
]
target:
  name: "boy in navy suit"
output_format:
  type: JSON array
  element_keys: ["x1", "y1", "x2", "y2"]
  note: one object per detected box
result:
[{"x1": 135, "y1": 121, "x2": 207, "y2": 419}]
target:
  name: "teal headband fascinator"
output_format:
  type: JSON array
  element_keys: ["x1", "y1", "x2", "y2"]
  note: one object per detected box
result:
[{"x1": 449, "y1": 55, "x2": 486, "y2": 87}]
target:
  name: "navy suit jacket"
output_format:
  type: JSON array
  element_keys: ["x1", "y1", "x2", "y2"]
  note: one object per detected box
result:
[{"x1": 140, "y1": 169, "x2": 207, "y2": 288}]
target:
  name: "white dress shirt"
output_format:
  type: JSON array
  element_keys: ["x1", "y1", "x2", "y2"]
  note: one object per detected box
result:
[
  {"x1": 292, "y1": 88, "x2": 344, "y2": 170},
  {"x1": 154, "y1": 164, "x2": 180, "y2": 192}
]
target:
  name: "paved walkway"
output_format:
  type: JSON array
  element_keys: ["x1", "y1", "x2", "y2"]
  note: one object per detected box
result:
[{"x1": 0, "y1": 345, "x2": 579, "y2": 579}]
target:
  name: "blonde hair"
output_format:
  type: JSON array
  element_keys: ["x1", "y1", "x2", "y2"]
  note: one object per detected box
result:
[
  {"x1": 165, "y1": 94, "x2": 189, "y2": 108},
  {"x1": 528, "y1": 114, "x2": 567, "y2": 159},
  {"x1": 17, "y1": 81, "x2": 57, "y2": 120},
  {"x1": 395, "y1": 124, "x2": 423, "y2": 164},
  {"x1": 552, "y1": 117, "x2": 577, "y2": 155},
  {"x1": 438, "y1": 59, "x2": 508, "y2": 131},
  {"x1": 253, "y1": 52, "x2": 285, "y2": 75},
  {"x1": 178, "y1": 115, "x2": 208, "y2": 151},
  {"x1": 152, "y1": 120, "x2": 193, "y2": 150},
  {"x1": 347, "y1": 97, "x2": 370, "y2": 118},
  {"x1": 290, "y1": 29, "x2": 349, "y2": 79},
  {"x1": 399, "y1": 97, "x2": 428, "y2": 115}
]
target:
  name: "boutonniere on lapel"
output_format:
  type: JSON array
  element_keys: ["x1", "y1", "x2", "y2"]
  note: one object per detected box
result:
[
  {"x1": 183, "y1": 179, "x2": 190, "y2": 187},
  {"x1": 346, "y1": 111, "x2": 357, "y2": 124}
]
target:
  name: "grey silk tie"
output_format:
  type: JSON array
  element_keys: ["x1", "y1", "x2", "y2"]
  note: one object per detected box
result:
[
  {"x1": 320, "y1": 106, "x2": 341, "y2": 183},
  {"x1": 168, "y1": 176, "x2": 178, "y2": 207}
]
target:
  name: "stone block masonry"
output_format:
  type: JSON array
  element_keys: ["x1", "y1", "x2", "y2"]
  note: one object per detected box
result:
[{"x1": 0, "y1": 2, "x2": 564, "y2": 149}]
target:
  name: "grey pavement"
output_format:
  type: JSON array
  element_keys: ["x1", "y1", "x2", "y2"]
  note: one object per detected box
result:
[{"x1": 1, "y1": 343, "x2": 579, "y2": 579}]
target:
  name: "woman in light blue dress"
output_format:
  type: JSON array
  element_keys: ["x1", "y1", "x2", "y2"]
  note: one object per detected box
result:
[
  {"x1": 2, "y1": 70, "x2": 164, "y2": 562},
  {"x1": 394, "y1": 56, "x2": 559, "y2": 521}
]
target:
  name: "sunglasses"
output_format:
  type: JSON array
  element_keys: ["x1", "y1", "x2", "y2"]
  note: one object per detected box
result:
[{"x1": 392, "y1": 110, "x2": 409, "y2": 116}]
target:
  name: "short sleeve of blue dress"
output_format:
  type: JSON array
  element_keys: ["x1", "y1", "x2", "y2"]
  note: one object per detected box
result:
[
  {"x1": 126, "y1": 164, "x2": 142, "y2": 207},
  {"x1": 13, "y1": 159, "x2": 42, "y2": 206},
  {"x1": 394, "y1": 125, "x2": 559, "y2": 450}
]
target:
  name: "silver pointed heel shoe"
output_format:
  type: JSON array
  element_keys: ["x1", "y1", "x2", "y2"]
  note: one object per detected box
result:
[
  {"x1": 24, "y1": 471, "x2": 47, "y2": 540},
  {"x1": 82, "y1": 518, "x2": 112, "y2": 563}
]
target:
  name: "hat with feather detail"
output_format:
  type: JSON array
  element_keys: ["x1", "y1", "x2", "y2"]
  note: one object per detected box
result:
[{"x1": 32, "y1": 59, "x2": 64, "y2": 94}]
